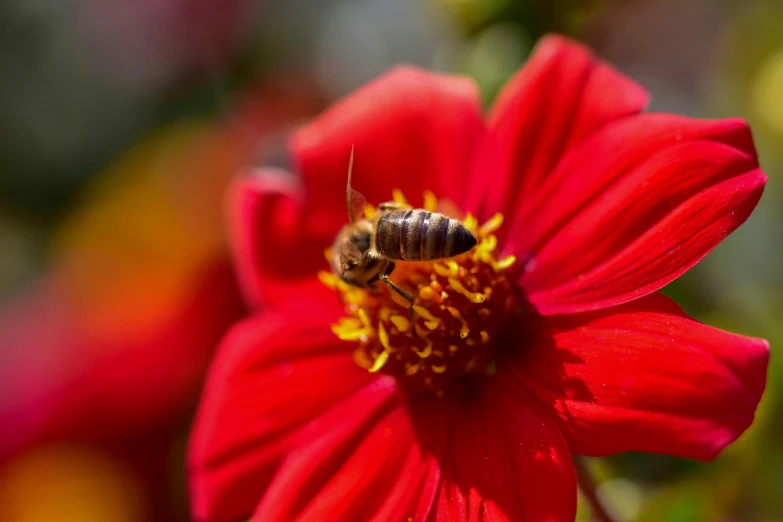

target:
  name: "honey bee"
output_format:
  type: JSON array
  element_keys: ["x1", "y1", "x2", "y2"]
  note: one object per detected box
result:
[{"x1": 330, "y1": 147, "x2": 477, "y2": 312}]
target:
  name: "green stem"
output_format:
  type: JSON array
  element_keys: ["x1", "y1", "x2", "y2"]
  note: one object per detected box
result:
[{"x1": 574, "y1": 456, "x2": 617, "y2": 522}]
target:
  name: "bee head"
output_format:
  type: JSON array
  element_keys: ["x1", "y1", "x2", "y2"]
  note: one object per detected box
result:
[{"x1": 340, "y1": 242, "x2": 364, "y2": 277}]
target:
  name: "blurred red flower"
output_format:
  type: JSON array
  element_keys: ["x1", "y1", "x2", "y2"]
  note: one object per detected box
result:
[
  {"x1": 0, "y1": 77, "x2": 322, "y2": 522},
  {"x1": 188, "y1": 36, "x2": 769, "y2": 522}
]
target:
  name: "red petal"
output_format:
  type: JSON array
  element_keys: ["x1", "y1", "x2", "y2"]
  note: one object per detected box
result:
[
  {"x1": 511, "y1": 115, "x2": 766, "y2": 315},
  {"x1": 252, "y1": 379, "x2": 409, "y2": 521},
  {"x1": 468, "y1": 34, "x2": 648, "y2": 222},
  {"x1": 503, "y1": 293, "x2": 769, "y2": 460},
  {"x1": 409, "y1": 380, "x2": 576, "y2": 522},
  {"x1": 292, "y1": 66, "x2": 484, "y2": 215},
  {"x1": 227, "y1": 170, "x2": 337, "y2": 307},
  {"x1": 188, "y1": 303, "x2": 376, "y2": 522},
  {"x1": 369, "y1": 450, "x2": 442, "y2": 522}
]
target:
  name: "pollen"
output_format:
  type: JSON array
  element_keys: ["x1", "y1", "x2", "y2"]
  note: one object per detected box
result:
[{"x1": 322, "y1": 191, "x2": 518, "y2": 391}]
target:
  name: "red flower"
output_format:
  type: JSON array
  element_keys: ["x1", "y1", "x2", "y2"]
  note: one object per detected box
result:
[{"x1": 188, "y1": 36, "x2": 769, "y2": 522}]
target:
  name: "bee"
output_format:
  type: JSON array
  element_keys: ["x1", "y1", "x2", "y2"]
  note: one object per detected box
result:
[{"x1": 330, "y1": 147, "x2": 477, "y2": 314}]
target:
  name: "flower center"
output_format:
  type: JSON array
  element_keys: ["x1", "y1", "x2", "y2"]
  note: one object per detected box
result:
[{"x1": 321, "y1": 191, "x2": 518, "y2": 391}]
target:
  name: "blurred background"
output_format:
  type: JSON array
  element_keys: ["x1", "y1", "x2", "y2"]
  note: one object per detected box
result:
[{"x1": 0, "y1": 0, "x2": 781, "y2": 520}]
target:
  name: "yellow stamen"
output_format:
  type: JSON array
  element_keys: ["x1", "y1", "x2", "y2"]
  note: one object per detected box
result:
[
  {"x1": 318, "y1": 270, "x2": 338, "y2": 289},
  {"x1": 379, "y1": 308, "x2": 394, "y2": 322},
  {"x1": 446, "y1": 260, "x2": 460, "y2": 276},
  {"x1": 390, "y1": 315, "x2": 411, "y2": 333},
  {"x1": 418, "y1": 286, "x2": 436, "y2": 301},
  {"x1": 331, "y1": 317, "x2": 365, "y2": 340},
  {"x1": 392, "y1": 189, "x2": 408, "y2": 206},
  {"x1": 463, "y1": 213, "x2": 478, "y2": 232},
  {"x1": 432, "y1": 364, "x2": 447, "y2": 374},
  {"x1": 364, "y1": 203, "x2": 376, "y2": 219},
  {"x1": 368, "y1": 351, "x2": 389, "y2": 373},
  {"x1": 412, "y1": 305, "x2": 438, "y2": 323},
  {"x1": 479, "y1": 213, "x2": 504, "y2": 235},
  {"x1": 424, "y1": 320, "x2": 440, "y2": 331},
  {"x1": 405, "y1": 363, "x2": 420, "y2": 375},
  {"x1": 448, "y1": 278, "x2": 486, "y2": 303},
  {"x1": 378, "y1": 323, "x2": 393, "y2": 352},
  {"x1": 331, "y1": 325, "x2": 365, "y2": 341},
  {"x1": 494, "y1": 255, "x2": 516, "y2": 271},
  {"x1": 423, "y1": 190, "x2": 437, "y2": 212},
  {"x1": 432, "y1": 263, "x2": 453, "y2": 278},
  {"x1": 414, "y1": 343, "x2": 433, "y2": 358},
  {"x1": 480, "y1": 331, "x2": 489, "y2": 343},
  {"x1": 478, "y1": 235, "x2": 497, "y2": 255}
]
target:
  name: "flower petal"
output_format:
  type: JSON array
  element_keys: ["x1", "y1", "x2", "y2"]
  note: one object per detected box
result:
[
  {"x1": 511, "y1": 114, "x2": 766, "y2": 315},
  {"x1": 468, "y1": 34, "x2": 648, "y2": 222},
  {"x1": 227, "y1": 169, "x2": 338, "y2": 307},
  {"x1": 503, "y1": 293, "x2": 769, "y2": 460},
  {"x1": 188, "y1": 301, "x2": 376, "y2": 522},
  {"x1": 409, "y1": 380, "x2": 576, "y2": 522},
  {"x1": 252, "y1": 379, "x2": 410, "y2": 522},
  {"x1": 292, "y1": 65, "x2": 484, "y2": 214}
]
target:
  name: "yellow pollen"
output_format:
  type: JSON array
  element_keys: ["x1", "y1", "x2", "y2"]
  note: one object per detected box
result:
[
  {"x1": 368, "y1": 351, "x2": 389, "y2": 373},
  {"x1": 446, "y1": 260, "x2": 460, "y2": 276},
  {"x1": 423, "y1": 190, "x2": 437, "y2": 211},
  {"x1": 390, "y1": 315, "x2": 411, "y2": 332},
  {"x1": 479, "y1": 235, "x2": 497, "y2": 255},
  {"x1": 494, "y1": 255, "x2": 516, "y2": 271},
  {"x1": 392, "y1": 189, "x2": 408, "y2": 206},
  {"x1": 413, "y1": 306, "x2": 438, "y2": 322},
  {"x1": 331, "y1": 319, "x2": 366, "y2": 341},
  {"x1": 378, "y1": 322, "x2": 393, "y2": 352},
  {"x1": 463, "y1": 213, "x2": 478, "y2": 232},
  {"x1": 418, "y1": 286, "x2": 436, "y2": 301},
  {"x1": 432, "y1": 263, "x2": 453, "y2": 278},
  {"x1": 318, "y1": 270, "x2": 338, "y2": 289},
  {"x1": 432, "y1": 364, "x2": 447, "y2": 374},
  {"x1": 448, "y1": 278, "x2": 486, "y2": 303},
  {"x1": 414, "y1": 343, "x2": 433, "y2": 358},
  {"x1": 479, "y1": 213, "x2": 504, "y2": 235},
  {"x1": 364, "y1": 203, "x2": 376, "y2": 219}
]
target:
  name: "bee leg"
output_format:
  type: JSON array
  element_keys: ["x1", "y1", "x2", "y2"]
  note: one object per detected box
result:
[
  {"x1": 379, "y1": 273, "x2": 416, "y2": 319},
  {"x1": 379, "y1": 263, "x2": 417, "y2": 329}
]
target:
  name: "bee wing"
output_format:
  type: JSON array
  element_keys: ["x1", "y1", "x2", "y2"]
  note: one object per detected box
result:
[
  {"x1": 348, "y1": 187, "x2": 367, "y2": 222},
  {"x1": 345, "y1": 145, "x2": 367, "y2": 223}
]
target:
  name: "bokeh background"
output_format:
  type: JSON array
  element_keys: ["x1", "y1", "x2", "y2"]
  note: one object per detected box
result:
[{"x1": 1, "y1": 0, "x2": 781, "y2": 520}]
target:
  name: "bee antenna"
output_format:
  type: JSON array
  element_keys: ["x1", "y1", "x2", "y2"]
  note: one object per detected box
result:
[{"x1": 346, "y1": 144, "x2": 355, "y2": 224}]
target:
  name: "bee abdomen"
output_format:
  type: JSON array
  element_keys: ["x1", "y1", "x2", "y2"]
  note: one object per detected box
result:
[{"x1": 376, "y1": 209, "x2": 477, "y2": 261}]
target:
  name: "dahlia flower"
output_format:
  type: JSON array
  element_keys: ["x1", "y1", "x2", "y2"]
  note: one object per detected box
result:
[{"x1": 188, "y1": 35, "x2": 769, "y2": 521}]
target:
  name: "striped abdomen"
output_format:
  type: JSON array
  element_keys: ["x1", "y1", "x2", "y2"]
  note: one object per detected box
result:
[{"x1": 375, "y1": 209, "x2": 477, "y2": 261}]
